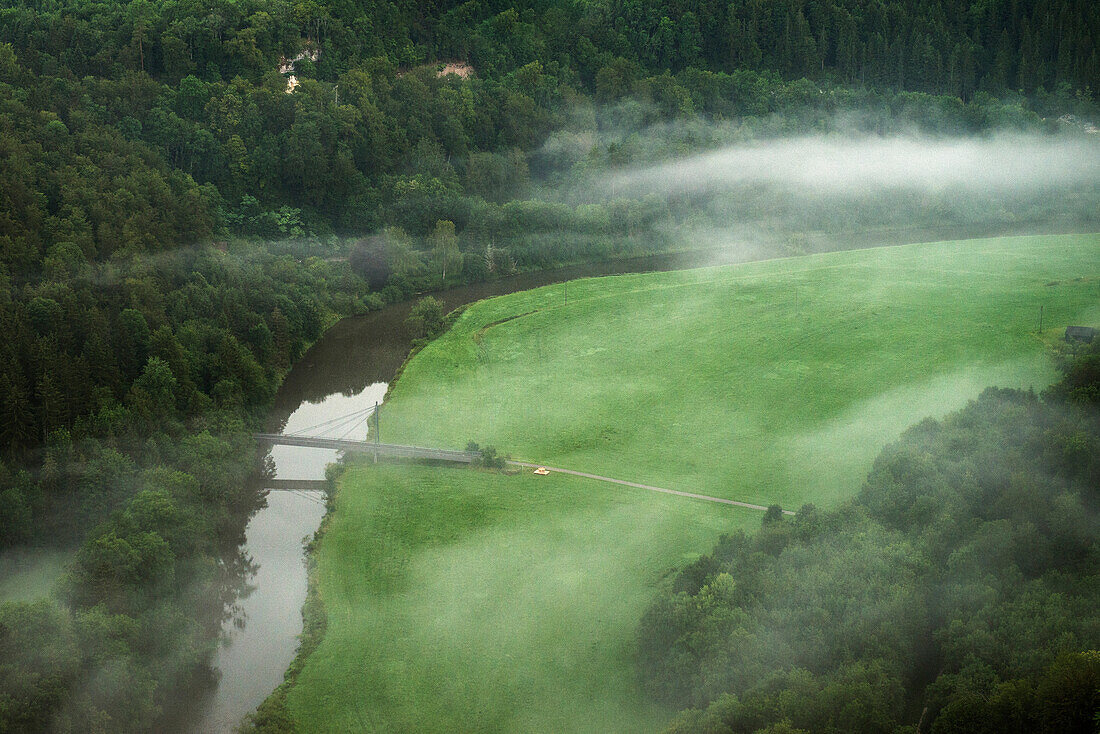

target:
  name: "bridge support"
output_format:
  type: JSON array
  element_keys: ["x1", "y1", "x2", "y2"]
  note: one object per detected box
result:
[{"x1": 372, "y1": 402, "x2": 379, "y2": 463}]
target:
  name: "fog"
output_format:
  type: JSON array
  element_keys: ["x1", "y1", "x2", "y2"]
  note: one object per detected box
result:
[
  {"x1": 603, "y1": 133, "x2": 1100, "y2": 199},
  {"x1": 520, "y1": 124, "x2": 1100, "y2": 264}
]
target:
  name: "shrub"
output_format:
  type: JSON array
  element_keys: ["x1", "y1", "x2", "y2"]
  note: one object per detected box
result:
[{"x1": 405, "y1": 296, "x2": 445, "y2": 338}]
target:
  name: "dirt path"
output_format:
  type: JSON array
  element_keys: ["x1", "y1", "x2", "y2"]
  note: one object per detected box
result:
[{"x1": 507, "y1": 461, "x2": 796, "y2": 514}]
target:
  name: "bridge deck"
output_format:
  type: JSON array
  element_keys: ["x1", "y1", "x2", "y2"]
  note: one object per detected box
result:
[
  {"x1": 254, "y1": 434, "x2": 479, "y2": 463},
  {"x1": 255, "y1": 434, "x2": 790, "y2": 513}
]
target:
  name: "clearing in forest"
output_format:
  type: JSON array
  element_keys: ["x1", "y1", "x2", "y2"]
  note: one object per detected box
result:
[{"x1": 282, "y1": 234, "x2": 1100, "y2": 733}]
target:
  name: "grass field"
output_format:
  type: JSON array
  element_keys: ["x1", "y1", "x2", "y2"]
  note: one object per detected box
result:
[{"x1": 283, "y1": 234, "x2": 1100, "y2": 732}]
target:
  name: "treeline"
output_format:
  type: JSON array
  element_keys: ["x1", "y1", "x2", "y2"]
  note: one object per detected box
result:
[
  {"x1": 562, "y1": 0, "x2": 1099, "y2": 98},
  {"x1": 2, "y1": 0, "x2": 1095, "y2": 100},
  {"x1": 638, "y1": 343, "x2": 1100, "y2": 733},
  {"x1": 0, "y1": 37, "x2": 550, "y2": 267},
  {"x1": 1, "y1": 243, "x2": 367, "y2": 505},
  {"x1": 3, "y1": 41, "x2": 1095, "y2": 292}
]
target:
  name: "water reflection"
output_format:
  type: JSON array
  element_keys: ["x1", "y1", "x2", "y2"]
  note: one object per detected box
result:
[
  {"x1": 188, "y1": 490, "x2": 327, "y2": 733},
  {"x1": 270, "y1": 382, "x2": 390, "y2": 480}
]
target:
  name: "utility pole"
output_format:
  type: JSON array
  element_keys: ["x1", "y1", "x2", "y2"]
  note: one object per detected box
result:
[{"x1": 372, "y1": 402, "x2": 380, "y2": 463}]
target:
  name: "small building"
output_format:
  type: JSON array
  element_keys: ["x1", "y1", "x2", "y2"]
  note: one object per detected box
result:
[
  {"x1": 1064, "y1": 326, "x2": 1097, "y2": 343},
  {"x1": 278, "y1": 47, "x2": 319, "y2": 93},
  {"x1": 438, "y1": 62, "x2": 474, "y2": 79}
]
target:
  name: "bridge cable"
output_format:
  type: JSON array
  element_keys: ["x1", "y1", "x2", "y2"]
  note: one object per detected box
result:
[
  {"x1": 335, "y1": 412, "x2": 374, "y2": 441},
  {"x1": 284, "y1": 405, "x2": 376, "y2": 437},
  {"x1": 291, "y1": 407, "x2": 377, "y2": 438},
  {"x1": 320, "y1": 410, "x2": 376, "y2": 440},
  {"x1": 286, "y1": 406, "x2": 376, "y2": 437}
]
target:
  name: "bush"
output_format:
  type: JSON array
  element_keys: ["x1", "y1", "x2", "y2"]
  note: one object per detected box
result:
[
  {"x1": 470, "y1": 443, "x2": 506, "y2": 469},
  {"x1": 406, "y1": 296, "x2": 445, "y2": 338}
]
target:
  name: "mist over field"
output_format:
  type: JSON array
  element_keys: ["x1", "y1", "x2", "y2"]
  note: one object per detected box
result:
[{"x1": 521, "y1": 124, "x2": 1100, "y2": 262}]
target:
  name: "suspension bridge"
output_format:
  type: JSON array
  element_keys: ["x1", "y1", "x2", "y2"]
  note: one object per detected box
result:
[
  {"x1": 254, "y1": 402, "x2": 482, "y2": 463},
  {"x1": 255, "y1": 404, "x2": 792, "y2": 514}
]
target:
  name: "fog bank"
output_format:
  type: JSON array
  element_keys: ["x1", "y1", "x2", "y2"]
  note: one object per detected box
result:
[{"x1": 604, "y1": 133, "x2": 1100, "y2": 199}]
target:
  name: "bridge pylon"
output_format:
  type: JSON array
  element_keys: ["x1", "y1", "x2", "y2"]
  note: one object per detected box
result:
[{"x1": 372, "y1": 402, "x2": 379, "y2": 462}]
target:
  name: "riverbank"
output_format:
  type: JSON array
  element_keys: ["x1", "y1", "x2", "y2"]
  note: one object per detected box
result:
[{"x1": 238, "y1": 467, "x2": 340, "y2": 733}]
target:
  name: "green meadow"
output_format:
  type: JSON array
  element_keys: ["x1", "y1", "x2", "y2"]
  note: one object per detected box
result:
[{"x1": 283, "y1": 234, "x2": 1100, "y2": 732}]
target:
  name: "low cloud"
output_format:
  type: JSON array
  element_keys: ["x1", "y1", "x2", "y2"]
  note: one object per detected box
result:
[{"x1": 602, "y1": 133, "x2": 1100, "y2": 198}]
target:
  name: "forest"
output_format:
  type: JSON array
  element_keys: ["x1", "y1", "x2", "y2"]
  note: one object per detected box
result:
[
  {"x1": 2, "y1": 0, "x2": 1099, "y2": 262},
  {"x1": 638, "y1": 343, "x2": 1100, "y2": 734},
  {"x1": 0, "y1": 0, "x2": 1097, "y2": 729},
  {"x1": 0, "y1": 243, "x2": 366, "y2": 730}
]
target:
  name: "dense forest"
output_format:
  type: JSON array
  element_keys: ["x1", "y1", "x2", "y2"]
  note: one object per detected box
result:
[
  {"x1": 2, "y1": 0, "x2": 1099, "y2": 263},
  {"x1": 0, "y1": 0, "x2": 1098, "y2": 729},
  {"x1": 638, "y1": 342, "x2": 1100, "y2": 733}
]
